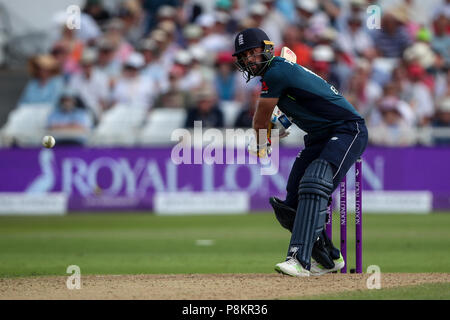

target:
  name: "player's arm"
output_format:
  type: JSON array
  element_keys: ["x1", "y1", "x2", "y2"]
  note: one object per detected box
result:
[{"x1": 253, "y1": 97, "x2": 278, "y2": 145}]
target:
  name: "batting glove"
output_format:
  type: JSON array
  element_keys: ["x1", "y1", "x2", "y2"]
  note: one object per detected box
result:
[
  {"x1": 248, "y1": 135, "x2": 272, "y2": 158},
  {"x1": 269, "y1": 106, "x2": 292, "y2": 140}
]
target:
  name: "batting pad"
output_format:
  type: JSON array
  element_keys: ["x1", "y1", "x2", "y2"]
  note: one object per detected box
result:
[{"x1": 287, "y1": 159, "x2": 334, "y2": 269}]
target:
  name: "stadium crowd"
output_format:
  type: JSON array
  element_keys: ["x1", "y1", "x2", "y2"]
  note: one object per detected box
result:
[{"x1": 9, "y1": 0, "x2": 450, "y2": 146}]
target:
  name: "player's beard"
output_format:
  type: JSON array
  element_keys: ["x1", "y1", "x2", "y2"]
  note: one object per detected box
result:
[
  {"x1": 247, "y1": 62, "x2": 262, "y2": 76},
  {"x1": 236, "y1": 56, "x2": 269, "y2": 82}
]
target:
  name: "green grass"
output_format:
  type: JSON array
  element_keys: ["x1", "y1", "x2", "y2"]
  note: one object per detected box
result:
[
  {"x1": 0, "y1": 212, "x2": 449, "y2": 277},
  {"x1": 301, "y1": 283, "x2": 450, "y2": 300}
]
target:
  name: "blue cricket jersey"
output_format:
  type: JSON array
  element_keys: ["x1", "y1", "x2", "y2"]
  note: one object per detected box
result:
[{"x1": 260, "y1": 56, "x2": 363, "y2": 138}]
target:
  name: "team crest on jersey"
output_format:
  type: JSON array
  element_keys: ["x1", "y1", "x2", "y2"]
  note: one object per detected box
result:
[{"x1": 261, "y1": 81, "x2": 269, "y2": 93}]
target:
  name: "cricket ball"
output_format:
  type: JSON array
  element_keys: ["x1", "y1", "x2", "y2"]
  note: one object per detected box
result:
[{"x1": 42, "y1": 135, "x2": 56, "y2": 149}]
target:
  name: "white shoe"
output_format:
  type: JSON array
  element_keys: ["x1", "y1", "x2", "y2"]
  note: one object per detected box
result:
[
  {"x1": 310, "y1": 254, "x2": 345, "y2": 276},
  {"x1": 275, "y1": 258, "x2": 310, "y2": 277}
]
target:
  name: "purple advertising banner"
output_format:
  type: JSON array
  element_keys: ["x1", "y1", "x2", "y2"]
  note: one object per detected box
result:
[{"x1": 0, "y1": 147, "x2": 449, "y2": 211}]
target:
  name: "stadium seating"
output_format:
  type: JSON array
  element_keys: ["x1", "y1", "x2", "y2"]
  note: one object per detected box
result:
[
  {"x1": 89, "y1": 103, "x2": 147, "y2": 146},
  {"x1": 138, "y1": 108, "x2": 187, "y2": 146},
  {"x1": 219, "y1": 101, "x2": 243, "y2": 128},
  {"x1": 0, "y1": 104, "x2": 53, "y2": 147}
]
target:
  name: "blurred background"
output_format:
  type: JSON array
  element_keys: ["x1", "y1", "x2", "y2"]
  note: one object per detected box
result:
[{"x1": 0, "y1": 0, "x2": 448, "y2": 215}]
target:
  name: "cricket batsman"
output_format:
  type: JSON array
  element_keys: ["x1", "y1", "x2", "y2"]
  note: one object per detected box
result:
[{"x1": 232, "y1": 28, "x2": 368, "y2": 277}]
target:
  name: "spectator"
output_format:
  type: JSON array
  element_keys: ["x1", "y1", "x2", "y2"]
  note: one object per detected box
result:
[
  {"x1": 294, "y1": 0, "x2": 331, "y2": 42},
  {"x1": 155, "y1": 21, "x2": 183, "y2": 71},
  {"x1": 229, "y1": 0, "x2": 248, "y2": 23},
  {"x1": 182, "y1": 24, "x2": 203, "y2": 48},
  {"x1": 368, "y1": 96, "x2": 417, "y2": 146},
  {"x1": 141, "y1": 2, "x2": 178, "y2": 32},
  {"x1": 52, "y1": 24, "x2": 85, "y2": 76},
  {"x1": 337, "y1": 15, "x2": 375, "y2": 59},
  {"x1": 117, "y1": 0, "x2": 146, "y2": 47},
  {"x1": 178, "y1": 0, "x2": 203, "y2": 26},
  {"x1": 431, "y1": 13, "x2": 450, "y2": 66},
  {"x1": 234, "y1": 87, "x2": 260, "y2": 128},
  {"x1": 403, "y1": 62, "x2": 435, "y2": 126},
  {"x1": 188, "y1": 45, "x2": 216, "y2": 85},
  {"x1": 50, "y1": 40, "x2": 73, "y2": 79},
  {"x1": 156, "y1": 5, "x2": 185, "y2": 47},
  {"x1": 173, "y1": 49, "x2": 203, "y2": 92},
  {"x1": 385, "y1": 81, "x2": 416, "y2": 126},
  {"x1": 185, "y1": 86, "x2": 224, "y2": 128},
  {"x1": 139, "y1": 39, "x2": 170, "y2": 96},
  {"x1": 393, "y1": 0, "x2": 429, "y2": 36},
  {"x1": 310, "y1": 45, "x2": 340, "y2": 89},
  {"x1": 260, "y1": 0, "x2": 288, "y2": 46},
  {"x1": 235, "y1": 73, "x2": 262, "y2": 107},
  {"x1": 214, "y1": 51, "x2": 244, "y2": 103},
  {"x1": 197, "y1": 13, "x2": 233, "y2": 54},
  {"x1": 150, "y1": 28, "x2": 177, "y2": 71},
  {"x1": 315, "y1": 26, "x2": 338, "y2": 46},
  {"x1": 94, "y1": 37, "x2": 122, "y2": 86},
  {"x1": 432, "y1": 0, "x2": 450, "y2": 19},
  {"x1": 51, "y1": 4, "x2": 102, "y2": 45},
  {"x1": 82, "y1": 0, "x2": 111, "y2": 29},
  {"x1": 368, "y1": 82, "x2": 416, "y2": 127},
  {"x1": 215, "y1": 0, "x2": 239, "y2": 34},
  {"x1": 435, "y1": 68, "x2": 450, "y2": 101},
  {"x1": 103, "y1": 19, "x2": 134, "y2": 65},
  {"x1": 5, "y1": 0, "x2": 450, "y2": 148},
  {"x1": 336, "y1": 0, "x2": 367, "y2": 32},
  {"x1": 47, "y1": 89, "x2": 94, "y2": 146},
  {"x1": 320, "y1": 0, "x2": 342, "y2": 29},
  {"x1": 404, "y1": 42, "x2": 437, "y2": 73},
  {"x1": 403, "y1": 41, "x2": 437, "y2": 93},
  {"x1": 275, "y1": 25, "x2": 312, "y2": 68},
  {"x1": 77, "y1": 7, "x2": 102, "y2": 43},
  {"x1": 18, "y1": 55, "x2": 64, "y2": 107},
  {"x1": 372, "y1": 10, "x2": 413, "y2": 58},
  {"x1": 68, "y1": 48, "x2": 109, "y2": 121},
  {"x1": 248, "y1": 2, "x2": 268, "y2": 31},
  {"x1": 155, "y1": 4, "x2": 179, "y2": 28},
  {"x1": 154, "y1": 65, "x2": 192, "y2": 109},
  {"x1": 432, "y1": 96, "x2": 450, "y2": 145},
  {"x1": 235, "y1": 17, "x2": 258, "y2": 33},
  {"x1": 315, "y1": 27, "x2": 354, "y2": 91},
  {"x1": 390, "y1": 64, "x2": 410, "y2": 101},
  {"x1": 345, "y1": 59, "x2": 382, "y2": 118},
  {"x1": 158, "y1": 19, "x2": 182, "y2": 50},
  {"x1": 111, "y1": 52, "x2": 156, "y2": 109}
]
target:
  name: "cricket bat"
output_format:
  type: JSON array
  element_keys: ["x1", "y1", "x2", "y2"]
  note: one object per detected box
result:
[
  {"x1": 267, "y1": 47, "x2": 296, "y2": 142},
  {"x1": 280, "y1": 46, "x2": 297, "y2": 63}
]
